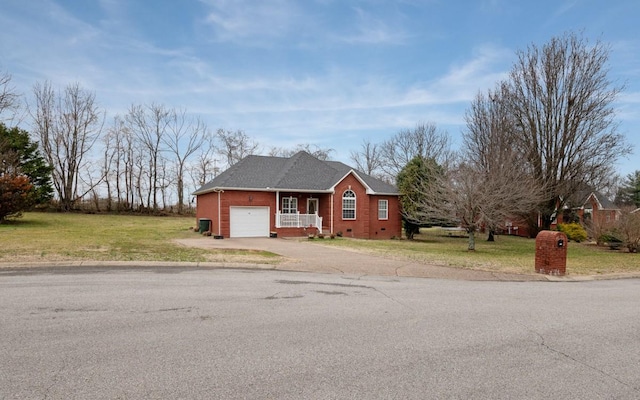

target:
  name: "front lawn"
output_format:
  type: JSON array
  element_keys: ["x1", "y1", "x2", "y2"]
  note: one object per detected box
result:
[
  {"x1": 0, "y1": 212, "x2": 279, "y2": 264},
  {"x1": 313, "y1": 228, "x2": 638, "y2": 276}
]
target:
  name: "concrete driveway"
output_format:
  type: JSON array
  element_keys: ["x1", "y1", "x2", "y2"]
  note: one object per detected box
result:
[{"x1": 175, "y1": 237, "x2": 547, "y2": 281}]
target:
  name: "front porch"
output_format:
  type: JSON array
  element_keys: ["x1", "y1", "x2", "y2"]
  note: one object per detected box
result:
[
  {"x1": 275, "y1": 211, "x2": 324, "y2": 234},
  {"x1": 274, "y1": 192, "x2": 330, "y2": 236}
]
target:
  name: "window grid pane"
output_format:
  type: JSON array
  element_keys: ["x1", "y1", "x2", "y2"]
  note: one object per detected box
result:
[
  {"x1": 282, "y1": 197, "x2": 298, "y2": 214},
  {"x1": 378, "y1": 200, "x2": 388, "y2": 220},
  {"x1": 342, "y1": 190, "x2": 356, "y2": 220}
]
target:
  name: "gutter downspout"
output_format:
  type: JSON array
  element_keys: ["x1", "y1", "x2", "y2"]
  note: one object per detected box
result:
[{"x1": 215, "y1": 189, "x2": 224, "y2": 235}]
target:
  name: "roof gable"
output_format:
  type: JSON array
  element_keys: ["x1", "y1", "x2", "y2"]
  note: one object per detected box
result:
[
  {"x1": 582, "y1": 191, "x2": 618, "y2": 210},
  {"x1": 194, "y1": 151, "x2": 398, "y2": 195},
  {"x1": 568, "y1": 189, "x2": 619, "y2": 211}
]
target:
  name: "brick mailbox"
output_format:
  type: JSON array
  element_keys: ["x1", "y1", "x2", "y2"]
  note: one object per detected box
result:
[{"x1": 535, "y1": 230, "x2": 568, "y2": 276}]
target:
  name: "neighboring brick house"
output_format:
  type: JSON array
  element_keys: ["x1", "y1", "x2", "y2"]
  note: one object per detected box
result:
[
  {"x1": 193, "y1": 151, "x2": 402, "y2": 239},
  {"x1": 565, "y1": 190, "x2": 621, "y2": 227},
  {"x1": 502, "y1": 190, "x2": 620, "y2": 238}
]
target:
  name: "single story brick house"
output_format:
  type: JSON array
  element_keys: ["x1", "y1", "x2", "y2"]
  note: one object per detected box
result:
[{"x1": 193, "y1": 151, "x2": 402, "y2": 239}]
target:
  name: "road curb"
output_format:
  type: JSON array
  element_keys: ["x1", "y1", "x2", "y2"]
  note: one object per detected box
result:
[{"x1": 1, "y1": 260, "x2": 639, "y2": 282}]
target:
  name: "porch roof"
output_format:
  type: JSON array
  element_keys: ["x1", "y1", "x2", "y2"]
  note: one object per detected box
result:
[{"x1": 194, "y1": 151, "x2": 398, "y2": 196}]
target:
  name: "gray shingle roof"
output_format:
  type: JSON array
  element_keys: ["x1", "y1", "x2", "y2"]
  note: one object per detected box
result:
[
  {"x1": 193, "y1": 151, "x2": 398, "y2": 195},
  {"x1": 570, "y1": 189, "x2": 618, "y2": 210}
]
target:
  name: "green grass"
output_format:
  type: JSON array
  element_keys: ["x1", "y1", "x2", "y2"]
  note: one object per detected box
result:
[
  {"x1": 0, "y1": 212, "x2": 278, "y2": 264},
  {"x1": 1, "y1": 214, "x2": 636, "y2": 276},
  {"x1": 313, "y1": 228, "x2": 639, "y2": 276}
]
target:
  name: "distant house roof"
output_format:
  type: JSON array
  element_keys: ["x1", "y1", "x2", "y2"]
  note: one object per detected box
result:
[
  {"x1": 193, "y1": 151, "x2": 398, "y2": 195},
  {"x1": 565, "y1": 189, "x2": 619, "y2": 213},
  {"x1": 580, "y1": 191, "x2": 618, "y2": 210}
]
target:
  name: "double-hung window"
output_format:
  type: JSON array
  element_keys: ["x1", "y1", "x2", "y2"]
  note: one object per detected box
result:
[
  {"x1": 378, "y1": 199, "x2": 388, "y2": 220},
  {"x1": 342, "y1": 190, "x2": 356, "y2": 220},
  {"x1": 282, "y1": 197, "x2": 298, "y2": 214}
]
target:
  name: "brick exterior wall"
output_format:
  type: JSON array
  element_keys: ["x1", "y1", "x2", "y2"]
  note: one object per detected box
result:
[
  {"x1": 368, "y1": 195, "x2": 402, "y2": 239},
  {"x1": 535, "y1": 230, "x2": 568, "y2": 276},
  {"x1": 332, "y1": 174, "x2": 369, "y2": 238},
  {"x1": 195, "y1": 191, "x2": 217, "y2": 234}
]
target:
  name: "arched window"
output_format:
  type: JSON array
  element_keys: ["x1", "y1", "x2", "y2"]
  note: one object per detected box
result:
[{"x1": 342, "y1": 190, "x2": 356, "y2": 220}]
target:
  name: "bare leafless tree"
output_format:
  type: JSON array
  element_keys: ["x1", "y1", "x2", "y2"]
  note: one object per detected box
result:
[
  {"x1": 612, "y1": 207, "x2": 640, "y2": 253},
  {"x1": 126, "y1": 103, "x2": 171, "y2": 212},
  {"x1": 190, "y1": 128, "x2": 219, "y2": 190},
  {"x1": 163, "y1": 109, "x2": 207, "y2": 213},
  {"x1": 133, "y1": 144, "x2": 148, "y2": 211},
  {"x1": 101, "y1": 127, "x2": 116, "y2": 211},
  {"x1": 104, "y1": 116, "x2": 138, "y2": 211},
  {"x1": 31, "y1": 81, "x2": 104, "y2": 211},
  {"x1": 449, "y1": 160, "x2": 541, "y2": 250},
  {"x1": 268, "y1": 143, "x2": 334, "y2": 160},
  {"x1": 398, "y1": 155, "x2": 538, "y2": 250},
  {"x1": 505, "y1": 32, "x2": 632, "y2": 230},
  {"x1": 216, "y1": 129, "x2": 260, "y2": 167},
  {"x1": 158, "y1": 157, "x2": 173, "y2": 210},
  {"x1": 349, "y1": 138, "x2": 384, "y2": 178},
  {"x1": 102, "y1": 116, "x2": 131, "y2": 211},
  {"x1": 463, "y1": 85, "x2": 543, "y2": 240},
  {"x1": 0, "y1": 71, "x2": 20, "y2": 121},
  {"x1": 381, "y1": 123, "x2": 454, "y2": 180}
]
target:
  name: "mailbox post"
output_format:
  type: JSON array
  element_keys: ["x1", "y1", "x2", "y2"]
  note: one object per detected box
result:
[{"x1": 535, "y1": 231, "x2": 568, "y2": 276}]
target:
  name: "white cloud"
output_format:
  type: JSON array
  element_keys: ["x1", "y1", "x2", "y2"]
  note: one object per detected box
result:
[
  {"x1": 200, "y1": 0, "x2": 301, "y2": 44},
  {"x1": 337, "y1": 7, "x2": 410, "y2": 45},
  {"x1": 552, "y1": 0, "x2": 580, "y2": 19}
]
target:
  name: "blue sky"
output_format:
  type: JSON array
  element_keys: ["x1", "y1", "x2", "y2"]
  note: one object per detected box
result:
[{"x1": 1, "y1": 0, "x2": 639, "y2": 176}]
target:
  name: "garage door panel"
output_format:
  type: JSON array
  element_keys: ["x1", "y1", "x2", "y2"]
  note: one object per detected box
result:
[{"x1": 230, "y1": 207, "x2": 270, "y2": 238}]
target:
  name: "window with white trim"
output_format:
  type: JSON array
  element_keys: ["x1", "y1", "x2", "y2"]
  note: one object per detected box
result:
[
  {"x1": 342, "y1": 190, "x2": 356, "y2": 219},
  {"x1": 282, "y1": 197, "x2": 298, "y2": 214},
  {"x1": 378, "y1": 199, "x2": 388, "y2": 220}
]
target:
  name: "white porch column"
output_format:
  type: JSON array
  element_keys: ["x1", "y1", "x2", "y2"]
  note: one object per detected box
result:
[
  {"x1": 275, "y1": 191, "x2": 280, "y2": 228},
  {"x1": 330, "y1": 193, "x2": 334, "y2": 234}
]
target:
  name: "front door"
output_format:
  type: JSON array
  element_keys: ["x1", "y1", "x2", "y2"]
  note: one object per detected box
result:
[{"x1": 307, "y1": 198, "x2": 318, "y2": 214}]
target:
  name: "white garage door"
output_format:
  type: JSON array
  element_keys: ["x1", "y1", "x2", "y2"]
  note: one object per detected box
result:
[{"x1": 230, "y1": 206, "x2": 270, "y2": 238}]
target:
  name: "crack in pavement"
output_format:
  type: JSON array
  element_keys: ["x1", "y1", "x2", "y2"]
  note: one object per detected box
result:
[
  {"x1": 274, "y1": 279, "x2": 375, "y2": 290},
  {"x1": 517, "y1": 320, "x2": 639, "y2": 394},
  {"x1": 274, "y1": 279, "x2": 415, "y2": 311},
  {"x1": 264, "y1": 291, "x2": 304, "y2": 300},
  {"x1": 43, "y1": 357, "x2": 67, "y2": 400},
  {"x1": 369, "y1": 286, "x2": 415, "y2": 312}
]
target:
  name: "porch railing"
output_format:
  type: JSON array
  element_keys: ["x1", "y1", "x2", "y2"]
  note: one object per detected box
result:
[{"x1": 276, "y1": 212, "x2": 323, "y2": 234}]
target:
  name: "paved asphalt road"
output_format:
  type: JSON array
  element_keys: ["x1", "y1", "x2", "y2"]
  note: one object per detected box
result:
[{"x1": 1, "y1": 267, "x2": 639, "y2": 399}]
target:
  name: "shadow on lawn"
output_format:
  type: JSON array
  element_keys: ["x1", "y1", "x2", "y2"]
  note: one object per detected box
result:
[{"x1": 0, "y1": 216, "x2": 51, "y2": 228}]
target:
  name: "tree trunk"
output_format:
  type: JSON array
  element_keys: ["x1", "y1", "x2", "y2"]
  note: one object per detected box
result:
[
  {"x1": 177, "y1": 175, "x2": 184, "y2": 214},
  {"x1": 468, "y1": 230, "x2": 476, "y2": 251},
  {"x1": 487, "y1": 230, "x2": 495, "y2": 242}
]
